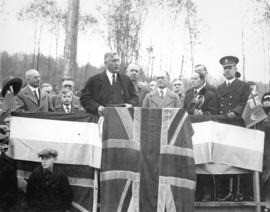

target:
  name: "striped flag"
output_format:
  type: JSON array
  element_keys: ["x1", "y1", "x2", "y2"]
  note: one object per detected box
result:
[
  {"x1": 101, "y1": 108, "x2": 195, "y2": 212},
  {"x1": 192, "y1": 121, "x2": 265, "y2": 172},
  {"x1": 9, "y1": 112, "x2": 102, "y2": 212}
]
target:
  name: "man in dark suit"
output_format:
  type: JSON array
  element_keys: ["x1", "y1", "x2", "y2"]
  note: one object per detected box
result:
[
  {"x1": 217, "y1": 56, "x2": 250, "y2": 119},
  {"x1": 80, "y1": 52, "x2": 138, "y2": 116},
  {"x1": 194, "y1": 64, "x2": 218, "y2": 97},
  {"x1": 184, "y1": 72, "x2": 218, "y2": 115},
  {"x1": 126, "y1": 63, "x2": 149, "y2": 106},
  {"x1": 14, "y1": 69, "x2": 54, "y2": 112}
]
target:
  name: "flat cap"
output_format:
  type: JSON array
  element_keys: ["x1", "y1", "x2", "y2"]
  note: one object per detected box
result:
[
  {"x1": 38, "y1": 148, "x2": 58, "y2": 158},
  {"x1": 219, "y1": 56, "x2": 239, "y2": 67}
]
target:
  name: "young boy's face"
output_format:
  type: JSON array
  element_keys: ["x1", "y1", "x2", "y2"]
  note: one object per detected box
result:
[
  {"x1": 41, "y1": 155, "x2": 56, "y2": 169},
  {"x1": 61, "y1": 93, "x2": 72, "y2": 105}
]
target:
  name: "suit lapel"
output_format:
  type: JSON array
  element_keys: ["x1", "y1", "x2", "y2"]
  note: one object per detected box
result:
[
  {"x1": 39, "y1": 90, "x2": 49, "y2": 109},
  {"x1": 219, "y1": 79, "x2": 240, "y2": 96},
  {"x1": 100, "y1": 71, "x2": 112, "y2": 91},
  {"x1": 161, "y1": 90, "x2": 176, "y2": 107},
  {"x1": 23, "y1": 86, "x2": 39, "y2": 105},
  {"x1": 149, "y1": 90, "x2": 162, "y2": 107}
]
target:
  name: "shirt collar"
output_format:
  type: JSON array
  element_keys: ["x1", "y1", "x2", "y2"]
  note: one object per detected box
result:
[
  {"x1": 28, "y1": 84, "x2": 39, "y2": 93},
  {"x1": 194, "y1": 85, "x2": 203, "y2": 94},
  {"x1": 158, "y1": 87, "x2": 167, "y2": 96},
  {"x1": 226, "y1": 78, "x2": 235, "y2": 84},
  {"x1": 106, "y1": 70, "x2": 117, "y2": 84}
]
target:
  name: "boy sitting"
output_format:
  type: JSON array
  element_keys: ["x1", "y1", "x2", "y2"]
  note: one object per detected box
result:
[
  {"x1": 55, "y1": 89, "x2": 79, "y2": 113},
  {"x1": 26, "y1": 148, "x2": 72, "y2": 211}
]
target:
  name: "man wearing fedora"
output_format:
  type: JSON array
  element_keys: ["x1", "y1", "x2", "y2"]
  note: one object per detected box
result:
[{"x1": 13, "y1": 69, "x2": 54, "y2": 112}]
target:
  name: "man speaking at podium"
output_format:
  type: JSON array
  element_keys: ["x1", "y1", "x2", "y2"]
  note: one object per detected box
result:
[{"x1": 80, "y1": 52, "x2": 138, "y2": 116}]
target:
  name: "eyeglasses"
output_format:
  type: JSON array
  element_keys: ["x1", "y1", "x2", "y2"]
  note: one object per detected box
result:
[{"x1": 173, "y1": 83, "x2": 182, "y2": 86}]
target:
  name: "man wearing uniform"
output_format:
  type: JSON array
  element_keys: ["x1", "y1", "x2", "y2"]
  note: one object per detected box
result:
[
  {"x1": 216, "y1": 56, "x2": 250, "y2": 201},
  {"x1": 217, "y1": 56, "x2": 250, "y2": 118}
]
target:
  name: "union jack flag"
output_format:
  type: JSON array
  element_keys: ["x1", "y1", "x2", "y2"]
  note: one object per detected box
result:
[
  {"x1": 242, "y1": 93, "x2": 268, "y2": 128},
  {"x1": 101, "y1": 108, "x2": 195, "y2": 212}
]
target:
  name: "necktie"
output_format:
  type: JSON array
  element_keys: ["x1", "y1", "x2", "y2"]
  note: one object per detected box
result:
[
  {"x1": 112, "y1": 74, "x2": 116, "y2": 86},
  {"x1": 160, "y1": 89, "x2": 164, "y2": 98},
  {"x1": 227, "y1": 82, "x2": 230, "y2": 87},
  {"x1": 66, "y1": 105, "x2": 71, "y2": 113},
  {"x1": 33, "y1": 90, "x2": 39, "y2": 101},
  {"x1": 194, "y1": 90, "x2": 197, "y2": 96}
]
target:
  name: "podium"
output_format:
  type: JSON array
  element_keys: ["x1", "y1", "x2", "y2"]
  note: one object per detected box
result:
[{"x1": 191, "y1": 115, "x2": 269, "y2": 212}]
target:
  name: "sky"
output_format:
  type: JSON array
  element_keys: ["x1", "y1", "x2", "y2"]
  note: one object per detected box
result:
[{"x1": 0, "y1": 0, "x2": 270, "y2": 84}]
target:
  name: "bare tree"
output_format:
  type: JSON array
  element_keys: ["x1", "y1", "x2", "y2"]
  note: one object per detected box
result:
[
  {"x1": 98, "y1": 0, "x2": 148, "y2": 68},
  {"x1": 63, "y1": 0, "x2": 80, "y2": 80},
  {"x1": 17, "y1": 0, "x2": 59, "y2": 70}
]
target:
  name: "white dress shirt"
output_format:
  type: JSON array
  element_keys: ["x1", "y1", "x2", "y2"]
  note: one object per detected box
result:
[{"x1": 106, "y1": 70, "x2": 117, "y2": 85}]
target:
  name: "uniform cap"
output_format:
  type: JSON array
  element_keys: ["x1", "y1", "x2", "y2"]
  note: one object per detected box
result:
[
  {"x1": 219, "y1": 56, "x2": 239, "y2": 67},
  {"x1": 38, "y1": 148, "x2": 58, "y2": 158}
]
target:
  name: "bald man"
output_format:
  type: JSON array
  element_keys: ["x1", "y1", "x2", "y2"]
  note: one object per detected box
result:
[
  {"x1": 142, "y1": 71, "x2": 180, "y2": 108},
  {"x1": 14, "y1": 69, "x2": 54, "y2": 112}
]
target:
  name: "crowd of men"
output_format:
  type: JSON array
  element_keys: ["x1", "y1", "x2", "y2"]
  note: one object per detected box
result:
[{"x1": 1, "y1": 51, "x2": 270, "y2": 211}]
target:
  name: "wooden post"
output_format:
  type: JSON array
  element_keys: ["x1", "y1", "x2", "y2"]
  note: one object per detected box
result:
[
  {"x1": 253, "y1": 171, "x2": 261, "y2": 212},
  {"x1": 63, "y1": 0, "x2": 80, "y2": 80},
  {"x1": 92, "y1": 169, "x2": 99, "y2": 212}
]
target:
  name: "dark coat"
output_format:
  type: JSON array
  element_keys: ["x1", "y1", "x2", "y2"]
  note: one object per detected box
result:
[
  {"x1": 26, "y1": 166, "x2": 72, "y2": 211},
  {"x1": 0, "y1": 153, "x2": 18, "y2": 209},
  {"x1": 184, "y1": 87, "x2": 218, "y2": 115},
  {"x1": 80, "y1": 71, "x2": 138, "y2": 113},
  {"x1": 134, "y1": 83, "x2": 149, "y2": 106},
  {"x1": 217, "y1": 79, "x2": 250, "y2": 115},
  {"x1": 55, "y1": 104, "x2": 80, "y2": 113},
  {"x1": 51, "y1": 94, "x2": 81, "y2": 109}
]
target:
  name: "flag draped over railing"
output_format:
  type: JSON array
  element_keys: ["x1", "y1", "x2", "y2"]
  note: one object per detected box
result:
[
  {"x1": 101, "y1": 108, "x2": 196, "y2": 212},
  {"x1": 9, "y1": 112, "x2": 101, "y2": 212},
  {"x1": 192, "y1": 120, "x2": 265, "y2": 172}
]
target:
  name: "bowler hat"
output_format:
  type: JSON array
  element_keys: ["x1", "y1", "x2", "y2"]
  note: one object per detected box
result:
[
  {"x1": 1, "y1": 76, "x2": 23, "y2": 97},
  {"x1": 38, "y1": 148, "x2": 58, "y2": 158},
  {"x1": 219, "y1": 56, "x2": 239, "y2": 66}
]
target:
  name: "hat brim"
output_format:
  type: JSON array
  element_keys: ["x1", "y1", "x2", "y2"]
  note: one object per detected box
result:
[{"x1": 1, "y1": 78, "x2": 23, "y2": 97}]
